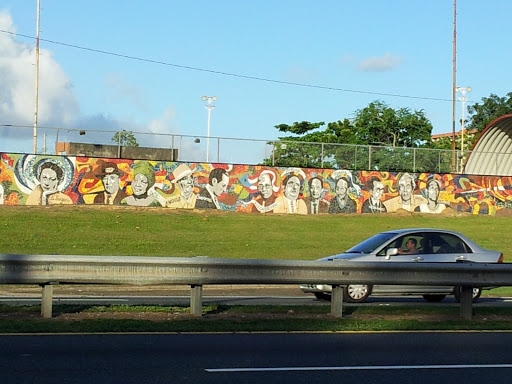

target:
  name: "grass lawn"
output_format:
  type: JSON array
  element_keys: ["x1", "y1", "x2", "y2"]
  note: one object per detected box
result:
[
  {"x1": 1, "y1": 205, "x2": 511, "y2": 332},
  {"x1": 0, "y1": 205, "x2": 510, "y2": 260},
  {"x1": 2, "y1": 304, "x2": 512, "y2": 333}
]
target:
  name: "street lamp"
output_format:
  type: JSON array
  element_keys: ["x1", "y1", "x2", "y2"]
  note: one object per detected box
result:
[
  {"x1": 456, "y1": 86, "x2": 472, "y2": 172},
  {"x1": 201, "y1": 96, "x2": 216, "y2": 162}
]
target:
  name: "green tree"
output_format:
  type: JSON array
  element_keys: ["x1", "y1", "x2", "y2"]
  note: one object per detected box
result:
[
  {"x1": 352, "y1": 101, "x2": 432, "y2": 147},
  {"x1": 466, "y1": 92, "x2": 512, "y2": 132},
  {"x1": 263, "y1": 101, "x2": 434, "y2": 171},
  {"x1": 111, "y1": 130, "x2": 139, "y2": 147},
  {"x1": 264, "y1": 121, "x2": 329, "y2": 168},
  {"x1": 465, "y1": 92, "x2": 512, "y2": 148}
]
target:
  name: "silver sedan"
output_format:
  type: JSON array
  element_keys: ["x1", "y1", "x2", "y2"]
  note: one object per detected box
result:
[{"x1": 300, "y1": 228, "x2": 504, "y2": 303}]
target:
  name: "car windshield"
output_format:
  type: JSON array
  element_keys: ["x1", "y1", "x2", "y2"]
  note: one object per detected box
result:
[{"x1": 346, "y1": 233, "x2": 397, "y2": 254}]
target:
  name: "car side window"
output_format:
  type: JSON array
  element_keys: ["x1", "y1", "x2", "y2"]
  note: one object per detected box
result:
[
  {"x1": 431, "y1": 233, "x2": 471, "y2": 254},
  {"x1": 376, "y1": 234, "x2": 425, "y2": 256}
]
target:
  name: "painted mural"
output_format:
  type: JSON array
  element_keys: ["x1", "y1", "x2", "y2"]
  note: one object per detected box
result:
[{"x1": 1, "y1": 152, "x2": 512, "y2": 216}]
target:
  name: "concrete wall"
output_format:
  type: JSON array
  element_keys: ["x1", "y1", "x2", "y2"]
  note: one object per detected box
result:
[
  {"x1": 1, "y1": 152, "x2": 511, "y2": 215},
  {"x1": 55, "y1": 142, "x2": 178, "y2": 161}
]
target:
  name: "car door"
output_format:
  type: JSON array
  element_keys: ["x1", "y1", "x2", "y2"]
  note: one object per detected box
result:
[
  {"x1": 373, "y1": 232, "x2": 454, "y2": 295},
  {"x1": 427, "y1": 232, "x2": 472, "y2": 262}
]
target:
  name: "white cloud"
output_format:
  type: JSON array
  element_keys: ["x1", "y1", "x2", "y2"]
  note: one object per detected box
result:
[
  {"x1": 0, "y1": 9, "x2": 79, "y2": 134},
  {"x1": 357, "y1": 52, "x2": 402, "y2": 72},
  {"x1": 0, "y1": 9, "x2": 182, "y2": 154}
]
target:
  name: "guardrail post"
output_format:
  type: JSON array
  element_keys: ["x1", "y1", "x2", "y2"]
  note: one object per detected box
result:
[
  {"x1": 40, "y1": 283, "x2": 54, "y2": 318},
  {"x1": 331, "y1": 285, "x2": 343, "y2": 318},
  {"x1": 459, "y1": 286, "x2": 473, "y2": 320},
  {"x1": 190, "y1": 285, "x2": 203, "y2": 316}
]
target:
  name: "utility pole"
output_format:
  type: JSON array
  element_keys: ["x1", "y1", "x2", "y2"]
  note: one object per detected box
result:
[
  {"x1": 451, "y1": 0, "x2": 457, "y2": 172},
  {"x1": 33, "y1": 0, "x2": 41, "y2": 154}
]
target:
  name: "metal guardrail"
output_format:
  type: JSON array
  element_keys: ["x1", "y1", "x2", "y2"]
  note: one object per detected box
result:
[{"x1": 1, "y1": 254, "x2": 511, "y2": 320}]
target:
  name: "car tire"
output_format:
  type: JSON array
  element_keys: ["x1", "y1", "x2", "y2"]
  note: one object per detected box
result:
[
  {"x1": 314, "y1": 292, "x2": 332, "y2": 301},
  {"x1": 453, "y1": 286, "x2": 482, "y2": 303},
  {"x1": 422, "y1": 294, "x2": 446, "y2": 303},
  {"x1": 343, "y1": 284, "x2": 372, "y2": 303}
]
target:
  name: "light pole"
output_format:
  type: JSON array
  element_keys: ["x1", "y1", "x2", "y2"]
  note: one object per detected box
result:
[
  {"x1": 201, "y1": 96, "x2": 216, "y2": 162},
  {"x1": 33, "y1": 0, "x2": 41, "y2": 154},
  {"x1": 456, "y1": 86, "x2": 471, "y2": 172}
]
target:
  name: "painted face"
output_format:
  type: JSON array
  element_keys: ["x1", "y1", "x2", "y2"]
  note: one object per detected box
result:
[
  {"x1": 427, "y1": 181, "x2": 440, "y2": 202},
  {"x1": 257, "y1": 174, "x2": 273, "y2": 199},
  {"x1": 40, "y1": 168, "x2": 58, "y2": 192},
  {"x1": 178, "y1": 175, "x2": 194, "y2": 200},
  {"x1": 132, "y1": 173, "x2": 149, "y2": 196},
  {"x1": 285, "y1": 176, "x2": 301, "y2": 200},
  {"x1": 212, "y1": 173, "x2": 229, "y2": 196},
  {"x1": 102, "y1": 174, "x2": 120, "y2": 195},
  {"x1": 372, "y1": 181, "x2": 384, "y2": 201},
  {"x1": 310, "y1": 179, "x2": 323, "y2": 199},
  {"x1": 335, "y1": 179, "x2": 348, "y2": 198},
  {"x1": 399, "y1": 175, "x2": 414, "y2": 202}
]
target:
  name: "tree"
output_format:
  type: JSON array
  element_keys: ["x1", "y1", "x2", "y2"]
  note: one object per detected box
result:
[
  {"x1": 352, "y1": 101, "x2": 432, "y2": 147},
  {"x1": 111, "y1": 130, "x2": 139, "y2": 147},
  {"x1": 262, "y1": 101, "x2": 434, "y2": 170},
  {"x1": 465, "y1": 92, "x2": 512, "y2": 142},
  {"x1": 264, "y1": 121, "x2": 329, "y2": 168}
]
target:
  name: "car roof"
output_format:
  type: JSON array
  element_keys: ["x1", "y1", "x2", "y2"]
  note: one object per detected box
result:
[{"x1": 380, "y1": 228, "x2": 463, "y2": 236}]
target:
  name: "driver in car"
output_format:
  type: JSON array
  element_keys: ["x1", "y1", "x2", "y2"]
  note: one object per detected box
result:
[{"x1": 397, "y1": 238, "x2": 419, "y2": 254}]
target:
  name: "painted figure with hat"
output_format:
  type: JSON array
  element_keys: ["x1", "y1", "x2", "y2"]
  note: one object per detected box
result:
[
  {"x1": 122, "y1": 161, "x2": 160, "y2": 207},
  {"x1": 165, "y1": 163, "x2": 197, "y2": 209},
  {"x1": 93, "y1": 161, "x2": 127, "y2": 205},
  {"x1": 415, "y1": 175, "x2": 448, "y2": 214}
]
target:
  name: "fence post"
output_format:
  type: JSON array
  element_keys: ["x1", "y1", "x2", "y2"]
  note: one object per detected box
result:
[
  {"x1": 40, "y1": 283, "x2": 54, "y2": 318},
  {"x1": 330, "y1": 285, "x2": 343, "y2": 318},
  {"x1": 321, "y1": 143, "x2": 324, "y2": 168},
  {"x1": 459, "y1": 286, "x2": 473, "y2": 320},
  {"x1": 190, "y1": 285, "x2": 203, "y2": 316}
]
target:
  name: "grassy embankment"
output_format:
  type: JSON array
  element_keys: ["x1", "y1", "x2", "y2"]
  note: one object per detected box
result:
[
  {"x1": 1, "y1": 205, "x2": 510, "y2": 260},
  {"x1": 0, "y1": 205, "x2": 511, "y2": 332}
]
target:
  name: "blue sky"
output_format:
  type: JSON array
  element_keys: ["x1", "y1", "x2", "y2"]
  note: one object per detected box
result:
[{"x1": 1, "y1": 1, "x2": 511, "y2": 163}]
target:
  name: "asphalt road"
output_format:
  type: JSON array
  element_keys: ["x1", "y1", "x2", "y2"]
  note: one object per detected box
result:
[{"x1": 1, "y1": 333, "x2": 511, "y2": 384}]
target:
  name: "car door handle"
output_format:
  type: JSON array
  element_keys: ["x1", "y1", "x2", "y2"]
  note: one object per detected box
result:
[{"x1": 411, "y1": 256, "x2": 424, "y2": 262}]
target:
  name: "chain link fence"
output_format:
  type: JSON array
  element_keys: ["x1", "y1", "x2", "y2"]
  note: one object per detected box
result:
[{"x1": 0, "y1": 124, "x2": 503, "y2": 174}]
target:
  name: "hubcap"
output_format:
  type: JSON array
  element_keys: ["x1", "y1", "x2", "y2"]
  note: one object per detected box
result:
[{"x1": 348, "y1": 284, "x2": 368, "y2": 300}]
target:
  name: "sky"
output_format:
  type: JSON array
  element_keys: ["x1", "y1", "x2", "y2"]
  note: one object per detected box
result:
[{"x1": 0, "y1": 0, "x2": 511, "y2": 164}]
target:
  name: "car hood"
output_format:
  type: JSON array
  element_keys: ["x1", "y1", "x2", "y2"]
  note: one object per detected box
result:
[{"x1": 318, "y1": 252, "x2": 367, "y2": 262}]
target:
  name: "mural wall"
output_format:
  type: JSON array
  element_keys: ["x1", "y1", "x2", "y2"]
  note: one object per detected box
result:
[{"x1": 1, "y1": 152, "x2": 512, "y2": 215}]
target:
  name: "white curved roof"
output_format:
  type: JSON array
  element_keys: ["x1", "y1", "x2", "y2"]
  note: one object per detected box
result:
[{"x1": 464, "y1": 114, "x2": 512, "y2": 176}]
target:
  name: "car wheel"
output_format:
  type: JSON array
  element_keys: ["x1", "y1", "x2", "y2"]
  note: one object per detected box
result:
[
  {"x1": 314, "y1": 292, "x2": 332, "y2": 301},
  {"x1": 453, "y1": 286, "x2": 482, "y2": 303},
  {"x1": 422, "y1": 294, "x2": 446, "y2": 303},
  {"x1": 343, "y1": 284, "x2": 372, "y2": 303}
]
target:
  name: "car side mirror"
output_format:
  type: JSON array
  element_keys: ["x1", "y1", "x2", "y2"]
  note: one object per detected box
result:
[{"x1": 385, "y1": 248, "x2": 398, "y2": 260}]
